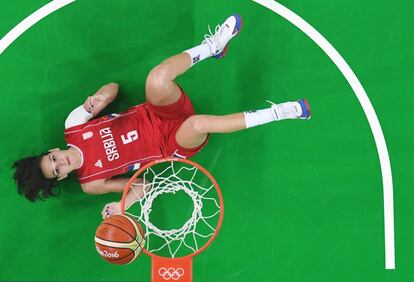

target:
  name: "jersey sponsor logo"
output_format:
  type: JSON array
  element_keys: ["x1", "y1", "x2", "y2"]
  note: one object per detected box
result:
[
  {"x1": 95, "y1": 159, "x2": 103, "y2": 168},
  {"x1": 99, "y1": 127, "x2": 120, "y2": 162},
  {"x1": 82, "y1": 131, "x2": 93, "y2": 140}
]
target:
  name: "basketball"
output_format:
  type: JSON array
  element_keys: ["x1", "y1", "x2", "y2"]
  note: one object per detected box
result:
[{"x1": 95, "y1": 215, "x2": 146, "y2": 265}]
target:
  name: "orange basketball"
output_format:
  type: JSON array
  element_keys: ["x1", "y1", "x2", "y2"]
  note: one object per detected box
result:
[{"x1": 95, "y1": 215, "x2": 146, "y2": 265}]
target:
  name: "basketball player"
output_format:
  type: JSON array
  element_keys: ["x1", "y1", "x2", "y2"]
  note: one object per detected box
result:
[{"x1": 12, "y1": 14, "x2": 311, "y2": 218}]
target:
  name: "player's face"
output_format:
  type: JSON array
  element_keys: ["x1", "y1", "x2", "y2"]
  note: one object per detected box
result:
[{"x1": 39, "y1": 148, "x2": 79, "y2": 180}]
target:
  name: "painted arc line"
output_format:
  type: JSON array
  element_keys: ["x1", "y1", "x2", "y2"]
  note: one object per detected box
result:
[
  {"x1": 0, "y1": 0, "x2": 395, "y2": 270},
  {"x1": 0, "y1": 0, "x2": 76, "y2": 55},
  {"x1": 252, "y1": 0, "x2": 395, "y2": 269}
]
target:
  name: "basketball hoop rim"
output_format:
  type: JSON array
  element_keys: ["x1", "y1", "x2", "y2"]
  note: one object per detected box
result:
[{"x1": 120, "y1": 157, "x2": 224, "y2": 260}]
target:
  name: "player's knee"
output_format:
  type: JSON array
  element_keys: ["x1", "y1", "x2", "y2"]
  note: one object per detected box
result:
[
  {"x1": 146, "y1": 64, "x2": 171, "y2": 90},
  {"x1": 187, "y1": 115, "x2": 208, "y2": 134}
]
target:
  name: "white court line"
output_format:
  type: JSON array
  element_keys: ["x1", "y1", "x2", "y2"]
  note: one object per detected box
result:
[
  {"x1": 0, "y1": 0, "x2": 76, "y2": 55},
  {"x1": 0, "y1": 0, "x2": 395, "y2": 270},
  {"x1": 252, "y1": 0, "x2": 395, "y2": 269}
]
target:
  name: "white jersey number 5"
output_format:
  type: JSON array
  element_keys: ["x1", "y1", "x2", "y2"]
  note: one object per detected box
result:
[{"x1": 121, "y1": 130, "x2": 138, "y2": 144}]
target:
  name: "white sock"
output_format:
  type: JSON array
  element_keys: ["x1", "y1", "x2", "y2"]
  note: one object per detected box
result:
[
  {"x1": 243, "y1": 108, "x2": 277, "y2": 129},
  {"x1": 184, "y1": 43, "x2": 212, "y2": 67}
]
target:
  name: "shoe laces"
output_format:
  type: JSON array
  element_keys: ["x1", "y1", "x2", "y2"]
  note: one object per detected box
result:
[
  {"x1": 267, "y1": 100, "x2": 298, "y2": 116},
  {"x1": 203, "y1": 24, "x2": 225, "y2": 45}
]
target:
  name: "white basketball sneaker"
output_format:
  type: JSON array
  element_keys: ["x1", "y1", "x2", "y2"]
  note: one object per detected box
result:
[
  {"x1": 269, "y1": 99, "x2": 312, "y2": 120},
  {"x1": 202, "y1": 13, "x2": 243, "y2": 58}
]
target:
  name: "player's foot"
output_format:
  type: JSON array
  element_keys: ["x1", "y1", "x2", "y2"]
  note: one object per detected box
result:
[
  {"x1": 269, "y1": 99, "x2": 312, "y2": 120},
  {"x1": 202, "y1": 13, "x2": 242, "y2": 59}
]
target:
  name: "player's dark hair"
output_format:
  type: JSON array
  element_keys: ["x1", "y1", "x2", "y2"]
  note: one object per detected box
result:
[{"x1": 12, "y1": 153, "x2": 60, "y2": 202}]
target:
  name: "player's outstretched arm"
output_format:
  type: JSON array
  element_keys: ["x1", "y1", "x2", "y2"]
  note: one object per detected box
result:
[
  {"x1": 93, "y1": 178, "x2": 151, "y2": 219},
  {"x1": 80, "y1": 175, "x2": 132, "y2": 194},
  {"x1": 80, "y1": 177, "x2": 147, "y2": 218},
  {"x1": 65, "y1": 83, "x2": 119, "y2": 129}
]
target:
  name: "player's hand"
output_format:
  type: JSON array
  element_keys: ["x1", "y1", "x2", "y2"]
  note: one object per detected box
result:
[
  {"x1": 83, "y1": 95, "x2": 106, "y2": 116},
  {"x1": 102, "y1": 202, "x2": 121, "y2": 219},
  {"x1": 83, "y1": 83, "x2": 118, "y2": 116}
]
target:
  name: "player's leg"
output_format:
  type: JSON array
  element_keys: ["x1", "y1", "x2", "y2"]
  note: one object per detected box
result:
[
  {"x1": 176, "y1": 99, "x2": 311, "y2": 148},
  {"x1": 145, "y1": 14, "x2": 242, "y2": 107},
  {"x1": 175, "y1": 113, "x2": 244, "y2": 148},
  {"x1": 145, "y1": 53, "x2": 191, "y2": 106}
]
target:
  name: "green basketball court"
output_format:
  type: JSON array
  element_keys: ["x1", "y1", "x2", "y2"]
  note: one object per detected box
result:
[{"x1": 1, "y1": 0, "x2": 413, "y2": 281}]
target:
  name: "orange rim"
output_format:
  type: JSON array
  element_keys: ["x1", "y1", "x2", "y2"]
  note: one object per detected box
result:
[{"x1": 120, "y1": 157, "x2": 224, "y2": 259}]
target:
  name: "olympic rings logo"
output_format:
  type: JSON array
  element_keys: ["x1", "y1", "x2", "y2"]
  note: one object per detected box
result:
[{"x1": 158, "y1": 267, "x2": 185, "y2": 280}]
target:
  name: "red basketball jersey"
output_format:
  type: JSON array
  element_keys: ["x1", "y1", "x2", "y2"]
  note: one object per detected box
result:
[{"x1": 64, "y1": 104, "x2": 163, "y2": 183}]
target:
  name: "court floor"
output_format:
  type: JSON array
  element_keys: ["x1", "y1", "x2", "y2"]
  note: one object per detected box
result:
[{"x1": 1, "y1": 1, "x2": 413, "y2": 281}]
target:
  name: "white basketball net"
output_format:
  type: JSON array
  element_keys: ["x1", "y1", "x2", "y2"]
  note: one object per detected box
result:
[{"x1": 125, "y1": 161, "x2": 222, "y2": 258}]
